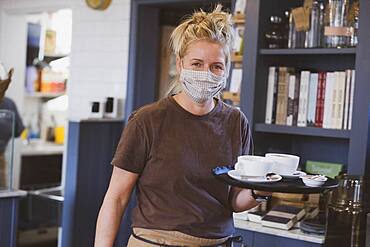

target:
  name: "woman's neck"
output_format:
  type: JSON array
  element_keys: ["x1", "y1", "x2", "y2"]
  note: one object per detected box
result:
[{"x1": 173, "y1": 91, "x2": 215, "y2": 116}]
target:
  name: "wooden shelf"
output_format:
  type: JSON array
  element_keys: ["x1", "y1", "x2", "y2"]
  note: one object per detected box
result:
[
  {"x1": 222, "y1": 91, "x2": 240, "y2": 102},
  {"x1": 260, "y1": 48, "x2": 356, "y2": 55},
  {"x1": 231, "y1": 53, "x2": 243, "y2": 63},
  {"x1": 233, "y1": 14, "x2": 245, "y2": 24},
  {"x1": 25, "y1": 92, "x2": 65, "y2": 98},
  {"x1": 254, "y1": 123, "x2": 351, "y2": 139}
]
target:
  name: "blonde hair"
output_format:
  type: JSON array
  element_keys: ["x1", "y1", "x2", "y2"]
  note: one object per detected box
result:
[{"x1": 166, "y1": 4, "x2": 234, "y2": 96}]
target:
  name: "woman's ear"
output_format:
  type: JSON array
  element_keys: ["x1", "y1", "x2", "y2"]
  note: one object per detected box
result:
[{"x1": 176, "y1": 56, "x2": 181, "y2": 74}]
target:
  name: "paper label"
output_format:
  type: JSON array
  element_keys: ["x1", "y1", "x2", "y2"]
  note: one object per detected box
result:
[
  {"x1": 292, "y1": 7, "x2": 310, "y2": 32},
  {"x1": 324, "y1": 26, "x2": 353, "y2": 37}
]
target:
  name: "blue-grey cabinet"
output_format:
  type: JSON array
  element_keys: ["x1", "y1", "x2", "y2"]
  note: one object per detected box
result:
[{"x1": 234, "y1": 228, "x2": 323, "y2": 247}]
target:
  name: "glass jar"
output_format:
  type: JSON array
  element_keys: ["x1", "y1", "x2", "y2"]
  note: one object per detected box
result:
[
  {"x1": 265, "y1": 16, "x2": 285, "y2": 49},
  {"x1": 347, "y1": 0, "x2": 359, "y2": 47},
  {"x1": 325, "y1": 174, "x2": 370, "y2": 247},
  {"x1": 324, "y1": 0, "x2": 351, "y2": 48}
]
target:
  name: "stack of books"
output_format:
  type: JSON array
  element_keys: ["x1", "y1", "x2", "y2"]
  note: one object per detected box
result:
[
  {"x1": 261, "y1": 205, "x2": 305, "y2": 230},
  {"x1": 265, "y1": 67, "x2": 355, "y2": 130}
]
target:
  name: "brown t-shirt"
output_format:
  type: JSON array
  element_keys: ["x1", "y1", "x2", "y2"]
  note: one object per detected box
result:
[{"x1": 111, "y1": 96, "x2": 251, "y2": 238}]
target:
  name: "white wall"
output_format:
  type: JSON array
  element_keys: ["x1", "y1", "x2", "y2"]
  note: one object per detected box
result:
[
  {"x1": 0, "y1": 0, "x2": 131, "y2": 121},
  {"x1": 68, "y1": 0, "x2": 130, "y2": 120}
]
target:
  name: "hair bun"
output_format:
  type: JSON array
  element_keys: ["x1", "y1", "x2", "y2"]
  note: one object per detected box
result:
[{"x1": 192, "y1": 12, "x2": 207, "y2": 24}]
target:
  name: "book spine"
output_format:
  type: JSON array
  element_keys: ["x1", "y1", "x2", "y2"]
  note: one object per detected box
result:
[
  {"x1": 343, "y1": 70, "x2": 351, "y2": 130},
  {"x1": 286, "y1": 74, "x2": 296, "y2": 126},
  {"x1": 318, "y1": 72, "x2": 327, "y2": 128},
  {"x1": 293, "y1": 75, "x2": 300, "y2": 126},
  {"x1": 271, "y1": 68, "x2": 279, "y2": 124},
  {"x1": 348, "y1": 70, "x2": 356, "y2": 130},
  {"x1": 330, "y1": 72, "x2": 339, "y2": 129},
  {"x1": 336, "y1": 71, "x2": 346, "y2": 129},
  {"x1": 297, "y1": 71, "x2": 310, "y2": 127},
  {"x1": 265, "y1": 67, "x2": 276, "y2": 124},
  {"x1": 323, "y1": 72, "x2": 334, "y2": 129},
  {"x1": 276, "y1": 67, "x2": 289, "y2": 125},
  {"x1": 307, "y1": 73, "x2": 318, "y2": 127},
  {"x1": 315, "y1": 72, "x2": 323, "y2": 127}
]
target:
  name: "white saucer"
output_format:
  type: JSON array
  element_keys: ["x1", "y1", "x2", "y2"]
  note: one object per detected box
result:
[
  {"x1": 228, "y1": 170, "x2": 282, "y2": 183},
  {"x1": 281, "y1": 171, "x2": 307, "y2": 178}
]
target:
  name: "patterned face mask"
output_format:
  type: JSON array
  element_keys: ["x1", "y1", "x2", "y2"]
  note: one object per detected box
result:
[{"x1": 179, "y1": 69, "x2": 226, "y2": 104}]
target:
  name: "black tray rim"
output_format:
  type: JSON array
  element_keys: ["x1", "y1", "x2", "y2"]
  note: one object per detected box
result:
[{"x1": 212, "y1": 167, "x2": 339, "y2": 194}]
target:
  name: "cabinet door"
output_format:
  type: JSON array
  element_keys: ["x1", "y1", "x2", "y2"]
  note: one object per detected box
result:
[
  {"x1": 233, "y1": 228, "x2": 254, "y2": 247},
  {"x1": 253, "y1": 232, "x2": 322, "y2": 247}
]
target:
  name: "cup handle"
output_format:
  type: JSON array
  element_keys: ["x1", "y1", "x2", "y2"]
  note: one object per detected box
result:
[{"x1": 234, "y1": 162, "x2": 239, "y2": 170}]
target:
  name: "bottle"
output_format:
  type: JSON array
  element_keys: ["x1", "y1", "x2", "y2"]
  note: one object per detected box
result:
[
  {"x1": 318, "y1": 2, "x2": 325, "y2": 47},
  {"x1": 305, "y1": 1, "x2": 321, "y2": 48},
  {"x1": 288, "y1": 11, "x2": 296, "y2": 48}
]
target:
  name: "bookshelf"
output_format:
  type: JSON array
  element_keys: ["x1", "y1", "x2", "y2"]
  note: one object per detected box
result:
[
  {"x1": 260, "y1": 48, "x2": 356, "y2": 55},
  {"x1": 241, "y1": 0, "x2": 370, "y2": 175},
  {"x1": 254, "y1": 124, "x2": 351, "y2": 139}
]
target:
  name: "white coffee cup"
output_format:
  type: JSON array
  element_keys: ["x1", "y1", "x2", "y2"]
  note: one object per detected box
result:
[
  {"x1": 235, "y1": 155, "x2": 274, "y2": 177},
  {"x1": 265, "y1": 153, "x2": 300, "y2": 176}
]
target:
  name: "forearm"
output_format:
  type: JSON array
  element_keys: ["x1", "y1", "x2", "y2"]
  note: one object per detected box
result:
[
  {"x1": 229, "y1": 187, "x2": 259, "y2": 212},
  {"x1": 95, "y1": 194, "x2": 127, "y2": 247}
]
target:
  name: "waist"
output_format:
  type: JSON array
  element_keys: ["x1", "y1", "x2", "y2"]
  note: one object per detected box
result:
[{"x1": 133, "y1": 227, "x2": 230, "y2": 246}]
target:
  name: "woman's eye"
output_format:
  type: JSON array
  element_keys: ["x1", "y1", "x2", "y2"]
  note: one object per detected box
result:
[
  {"x1": 213, "y1": 65, "x2": 224, "y2": 71},
  {"x1": 192, "y1": 63, "x2": 202, "y2": 67}
]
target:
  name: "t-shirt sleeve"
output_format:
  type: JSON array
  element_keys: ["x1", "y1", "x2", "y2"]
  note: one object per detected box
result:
[
  {"x1": 111, "y1": 115, "x2": 149, "y2": 174},
  {"x1": 240, "y1": 111, "x2": 252, "y2": 155}
]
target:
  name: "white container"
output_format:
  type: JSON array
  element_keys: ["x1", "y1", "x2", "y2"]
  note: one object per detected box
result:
[{"x1": 301, "y1": 175, "x2": 327, "y2": 187}]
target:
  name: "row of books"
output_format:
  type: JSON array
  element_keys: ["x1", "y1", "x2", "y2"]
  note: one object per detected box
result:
[{"x1": 265, "y1": 67, "x2": 356, "y2": 130}]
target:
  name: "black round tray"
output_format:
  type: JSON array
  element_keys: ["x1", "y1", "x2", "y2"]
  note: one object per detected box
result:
[{"x1": 212, "y1": 166, "x2": 338, "y2": 194}]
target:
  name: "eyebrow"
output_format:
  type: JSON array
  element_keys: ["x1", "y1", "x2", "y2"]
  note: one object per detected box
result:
[{"x1": 190, "y1": 58, "x2": 225, "y2": 64}]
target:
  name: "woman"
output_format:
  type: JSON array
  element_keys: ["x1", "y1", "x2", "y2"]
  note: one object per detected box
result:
[{"x1": 95, "y1": 5, "x2": 269, "y2": 247}]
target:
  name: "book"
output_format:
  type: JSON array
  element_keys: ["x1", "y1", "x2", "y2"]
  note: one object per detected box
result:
[
  {"x1": 233, "y1": 211, "x2": 249, "y2": 221},
  {"x1": 286, "y1": 74, "x2": 296, "y2": 126},
  {"x1": 348, "y1": 70, "x2": 355, "y2": 130},
  {"x1": 343, "y1": 70, "x2": 352, "y2": 130},
  {"x1": 265, "y1": 67, "x2": 277, "y2": 124},
  {"x1": 261, "y1": 205, "x2": 305, "y2": 230},
  {"x1": 307, "y1": 73, "x2": 318, "y2": 127},
  {"x1": 315, "y1": 72, "x2": 326, "y2": 128},
  {"x1": 335, "y1": 71, "x2": 346, "y2": 129},
  {"x1": 297, "y1": 71, "x2": 310, "y2": 127},
  {"x1": 276, "y1": 67, "x2": 291, "y2": 125},
  {"x1": 305, "y1": 160, "x2": 343, "y2": 178},
  {"x1": 330, "y1": 72, "x2": 339, "y2": 129},
  {"x1": 271, "y1": 68, "x2": 279, "y2": 124},
  {"x1": 248, "y1": 211, "x2": 266, "y2": 223},
  {"x1": 323, "y1": 72, "x2": 335, "y2": 129},
  {"x1": 293, "y1": 75, "x2": 300, "y2": 126}
]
